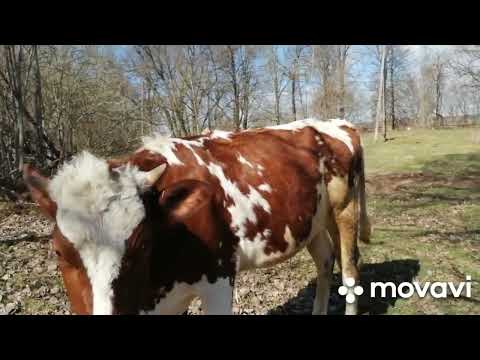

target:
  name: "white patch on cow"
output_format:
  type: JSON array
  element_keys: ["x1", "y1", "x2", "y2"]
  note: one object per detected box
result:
[
  {"x1": 189, "y1": 148, "x2": 206, "y2": 166},
  {"x1": 326, "y1": 175, "x2": 348, "y2": 208},
  {"x1": 142, "y1": 275, "x2": 233, "y2": 315},
  {"x1": 209, "y1": 130, "x2": 232, "y2": 141},
  {"x1": 206, "y1": 162, "x2": 270, "y2": 241},
  {"x1": 49, "y1": 151, "x2": 148, "y2": 314},
  {"x1": 256, "y1": 164, "x2": 265, "y2": 176},
  {"x1": 240, "y1": 177, "x2": 328, "y2": 273},
  {"x1": 142, "y1": 282, "x2": 197, "y2": 315},
  {"x1": 284, "y1": 226, "x2": 296, "y2": 246},
  {"x1": 237, "y1": 225, "x2": 296, "y2": 271},
  {"x1": 74, "y1": 243, "x2": 123, "y2": 315},
  {"x1": 141, "y1": 135, "x2": 183, "y2": 166},
  {"x1": 248, "y1": 186, "x2": 271, "y2": 214},
  {"x1": 266, "y1": 118, "x2": 354, "y2": 154},
  {"x1": 328, "y1": 118, "x2": 356, "y2": 129},
  {"x1": 142, "y1": 134, "x2": 204, "y2": 166},
  {"x1": 237, "y1": 154, "x2": 254, "y2": 168},
  {"x1": 300, "y1": 178, "x2": 330, "y2": 251},
  {"x1": 318, "y1": 157, "x2": 326, "y2": 174},
  {"x1": 234, "y1": 288, "x2": 240, "y2": 304},
  {"x1": 194, "y1": 276, "x2": 233, "y2": 315},
  {"x1": 314, "y1": 135, "x2": 324, "y2": 145},
  {"x1": 258, "y1": 183, "x2": 272, "y2": 193}
]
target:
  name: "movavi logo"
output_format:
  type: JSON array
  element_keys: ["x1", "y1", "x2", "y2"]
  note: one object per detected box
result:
[{"x1": 338, "y1": 276, "x2": 473, "y2": 303}]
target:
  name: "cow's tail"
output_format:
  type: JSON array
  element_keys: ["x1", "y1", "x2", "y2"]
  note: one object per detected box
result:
[{"x1": 355, "y1": 147, "x2": 371, "y2": 244}]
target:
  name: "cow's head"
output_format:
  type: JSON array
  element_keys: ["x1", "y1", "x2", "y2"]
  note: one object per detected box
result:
[{"x1": 24, "y1": 151, "x2": 212, "y2": 315}]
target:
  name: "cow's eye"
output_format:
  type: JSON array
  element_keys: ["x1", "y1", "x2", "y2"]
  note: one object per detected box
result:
[{"x1": 55, "y1": 250, "x2": 62, "y2": 258}]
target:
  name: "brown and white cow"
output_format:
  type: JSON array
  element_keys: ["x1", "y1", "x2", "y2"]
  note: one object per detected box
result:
[{"x1": 24, "y1": 118, "x2": 370, "y2": 315}]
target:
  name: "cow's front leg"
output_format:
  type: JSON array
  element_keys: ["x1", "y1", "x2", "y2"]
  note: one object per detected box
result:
[{"x1": 195, "y1": 276, "x2": 234, "y2": 315}]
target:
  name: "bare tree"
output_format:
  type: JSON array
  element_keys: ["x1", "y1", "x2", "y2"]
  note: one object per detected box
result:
[
  {"x1": 432, "y1": 55, "x2": 446, "y2": 126},
  {"x1": 311, "y1": 45, "x2": 352, "y2": 119},
  {"x1": 284, "y1": 46, "x2": 309, "y2": 121},
  {"x1": 265, "y1": 46, "x2": 289, "y2": 124},
  {"x1": 374, "y1": 45, "x2": 387, "y2": 142},
  {"x1": 451, "y1": 45, "x2": 480, "y2": 90},
  {"x1": 384, "y1": 45, "x2": 412, "y2": 129},
  {"x1": 218, "y1": 46, "x2": 258, "y2": 131},
  {"x1": 132, "y1": 45, "x2": 226, "y2": 136},
  {"x1": 337, "y1": 45, "x2": 351, "y2": 118},
  {"x1": 419, "y1": 50, "x2": 447, "y2": 128}
]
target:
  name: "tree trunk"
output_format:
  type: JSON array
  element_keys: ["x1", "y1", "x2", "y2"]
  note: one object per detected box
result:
[
  {"x1": 435, "y1": 66, "x2": 442, "y2": 127},
  {"x1": 272, "y1": 53, "x2": 281, "y2": 124},
  {"x1": 338, "y1": 53, "x2": 346, "y2": 118},
  {"x1": 274, "y1": 92, "x2": 281, "y2": 124},
  {"x1": 228, "y1": 46, "x2": 241, "y2": 131},
  {"x1": 298, "y1": 79, "x2": 306, "y2": 119},
  {"x1": 33, "y1": 45, "x2": 45, "y2": 163},
  {"x1": 242, "y1": 93, "x2": 249, "y2": 130},
  {"x1": 389, "y1": 48, "x2": 396, "y2": 130},
  {"x1": 374, "y1": 46, "x2": 387, "y2": 142},
  {"x1": 291, "y1": 75, "x2": 296, "y2": 121},
  {"x1": 383, "y1": 47, "x2": 388, "y2": 141},
  {"x1": 140, "y1": 80, "x2": 144, "y2": 135},
  {"x1": 15, "y1": 46, "x2": 25, "y2": 172}
]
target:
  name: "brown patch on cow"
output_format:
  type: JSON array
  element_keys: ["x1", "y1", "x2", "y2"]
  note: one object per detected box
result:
[{"x1": 51, "y1": 226, "x2": 93, "y2": 314}]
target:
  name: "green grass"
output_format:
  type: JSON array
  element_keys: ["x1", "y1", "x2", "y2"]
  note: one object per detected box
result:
[
  {"x1": 355, "y1": 127, "x2": 480, "y2": 315},
  {"x1": 362, "y1": 128, "x2": 480, "y2": 175}
]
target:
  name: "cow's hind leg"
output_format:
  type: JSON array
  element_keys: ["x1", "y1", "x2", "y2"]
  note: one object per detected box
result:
[
  {"x1": 328, "y1": 176, "x2": 361, "y2": 315},
  {"x1": 307, "y1": 229, "x2": 334, "y2": 315},
  {"x1": 335, "y1": 199, "x2": 361, "y2": 315}
]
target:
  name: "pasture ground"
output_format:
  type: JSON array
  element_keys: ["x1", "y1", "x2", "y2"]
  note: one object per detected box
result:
[{"x1": 0, "y1": 127, "x2": 479, "y2": 315}]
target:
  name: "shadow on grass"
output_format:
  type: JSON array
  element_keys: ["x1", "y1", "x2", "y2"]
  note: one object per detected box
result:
[
  {"x1": 395, "y1": 190, "x2": 480, "y2": 206},
  {"x1": 375, "y1": 227, "x2": 480, "y2": 243},
  {"x1": 267, "y1": 259, "x2": 420, "y2": 315},
  {"x1": 373, "y1": 153, "x2": 480, "y2": 207},
  {"x1": 369, "y1": 152, "x2": 480, "y2": 244},
  {"x1": 421, "y1": 153, "x2": 480, "y2": 178}
]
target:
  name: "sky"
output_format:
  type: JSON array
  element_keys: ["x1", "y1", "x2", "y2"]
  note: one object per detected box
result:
[{"x1": 106, "y1": 45, "x2": 460, "y2": 121}]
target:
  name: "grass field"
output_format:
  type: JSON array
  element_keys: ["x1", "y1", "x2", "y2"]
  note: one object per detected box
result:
[
  {"x1": 0, "y1": 127, "x2": 479, "y2": 315},
  {"x1": 355, "y1": 128, "x2": 480, "y2": 314}
]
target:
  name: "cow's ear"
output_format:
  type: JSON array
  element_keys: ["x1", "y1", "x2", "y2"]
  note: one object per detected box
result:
[
  {"x1": 23, "y1": 164, "x2": 57, "y2": 220},
  {"x1": 158, "y1": 180, "x2": 213, "y2": 223}
]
